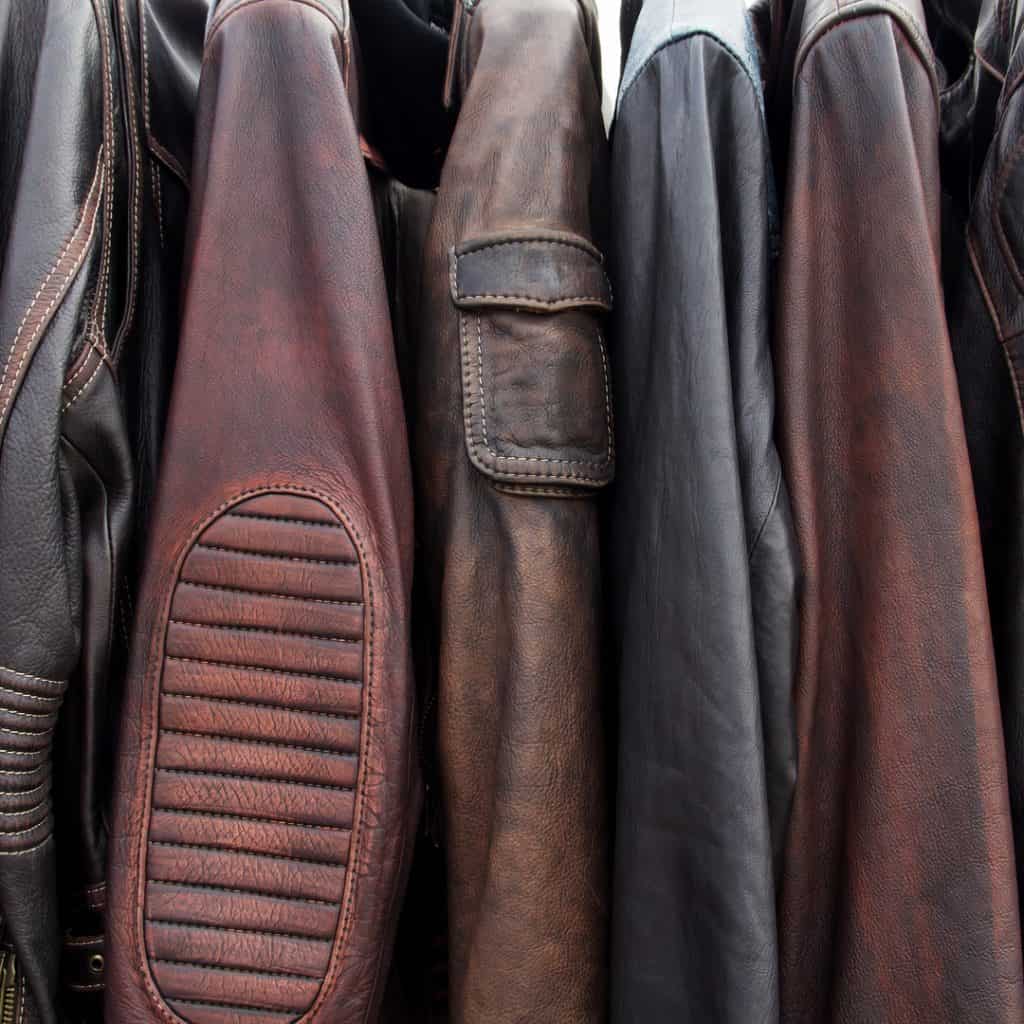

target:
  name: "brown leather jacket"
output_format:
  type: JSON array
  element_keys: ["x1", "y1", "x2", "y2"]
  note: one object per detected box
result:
[
  {"x1": 403, "y1": 0, "x2": 612, "y2": 1018},
  {"x1": 769, "y1": 0, "x2": 1024, "y2": 1019}
]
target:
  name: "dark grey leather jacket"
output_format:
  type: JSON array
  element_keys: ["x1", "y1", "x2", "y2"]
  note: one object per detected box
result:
[{"x1": 607, "y1": 0, "x2": 798, "y2": 1019}]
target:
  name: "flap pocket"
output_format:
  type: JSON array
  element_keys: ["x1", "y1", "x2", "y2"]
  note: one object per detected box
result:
[{"x1": 452, "y1": 231, "x2": 614, "y2": 491}]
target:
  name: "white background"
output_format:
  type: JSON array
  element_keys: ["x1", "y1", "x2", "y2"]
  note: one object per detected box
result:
[{"x1": 596, "y1": 0, "x2": 623, "y2": 125}]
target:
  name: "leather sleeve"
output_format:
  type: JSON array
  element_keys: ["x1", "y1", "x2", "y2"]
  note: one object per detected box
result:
[
  {"x1": 106, "y1": 1, "x2": 418, "y2": 1020},
  {"x1": 608, "y1": 5, "x2": 797, "y2": 1019},
  {"x1": 0, "y1": 0, "x2": 134, "y2": 1019},
  {"x1": 411, "y1": 1, "x2": 610, "y2": 1019},
  {"x1": 774, "y1": 2, "x2": 1024, "y2": 1019}
]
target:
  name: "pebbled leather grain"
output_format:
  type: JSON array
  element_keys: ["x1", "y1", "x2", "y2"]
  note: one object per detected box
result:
[
  {"x1": 771, "y1": 0, "x2": 1024, "y2": 1019},
  {"x1": 106, "y1": 1, "x2": 417, "y2": 1021}
]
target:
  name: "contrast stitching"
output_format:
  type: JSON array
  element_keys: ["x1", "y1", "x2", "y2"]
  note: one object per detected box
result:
[
  {"x1": 178, "y1": 580, "x2": 362, "y2": 608},
  {"x1": 467, "y1": 314, "x2": 614, "y2": 475},
  {"x1": 0, "y1": 158, "x2": 104, "y2": 432},
  {"x1": 0, "y1": 724, "x2": 52, "y2": 738},
  {"x1": 224, "y1": 512, "x2": 344, "y2": 530},
  {"x1": 159, "y1": 728, "x2": 357, "y2": 759},
  {"x1": 166, "y1": 654, "x2": 360, "y2": 685},
  {"x1": 0, "y1": 705, "x2": 54, "y2": 720},
  {"x1": 150, "y1": 958, "x2": 315, "y2": 982},
  {"x1": 140, "y1": 0, "x2": 152, "y2": 139},
  {"x1": 162, "y1": 690, "x2": 360, "y2": 720},
  {"x1": 151, "y1": 158, "x2": 165, "y2": 249},
  {"x1": 148, "y1": 839, "x2": 345, "y2": 868},
  {"x1": 0, "y1": 832, "x2": 52, "y2": 856},
  {"x1": 195, "y1": 543, "x2": 357, "y2": 567},
  {"x1": 0, "y1": 666, "x2": 64, "y2": 688},
  {"x1": 458, "y1": 237, "x2": 602, "y2": 259},
  {"x1": 0, "y1": 683, "x2": 61, "y2": 704},
  {"x1": 0, "y1": 815, "x2": 48, "y2": 836},
  {"x1": 134, "y1": 488, "x2": 370, "y2": 1024},
  {"x1": 0, "y1": 781, "x2": 48, "y2": 798},
  {"x1": 0, "y1": 804, "x2": 46, "y2": 818},
  {"x1": 460, "y1": 292, "x2": 609, "y2": 305},
  {"x1": 149, "y1": 918, "x2": 330, "y2": 946},
  {"x1": 92, "y1": 0, "x2": 114, "y2": 340},
  {"x1": 113, "y1": 0, "x2": 143, "y2": 359},
  {"x1": 62, "y1": 345, "x2": 102, "y2": 393},
  {"x1": 169, "y1": 619, "x2": 359, "y2": 645},
  {"x1": 151, "y1": 806, "x2": 351, "y2": 832},
  {"x1": 61, "y1": 356, "x2": 106, "y2": 413},
  {"x1": 148, "y1": 878, "x2": 335, "y2": 907}
]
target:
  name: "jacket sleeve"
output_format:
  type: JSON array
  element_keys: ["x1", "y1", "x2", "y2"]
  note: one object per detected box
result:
[
  {"x1": 608, "y1": 10, "x2": 797, "y2": 1021},
  {"x1": 0, "y1": 1, "x2": 134, "y2": 1020},
  {"x1": 774, "y1": 3, "x2": 1024, "y2": 1019},
  {"x1": 106, "y1": 1, "x2": 419, "y2": 1021},
  {"x1": 412, "y1": 1, "x2": 610, "y2": 1019}
]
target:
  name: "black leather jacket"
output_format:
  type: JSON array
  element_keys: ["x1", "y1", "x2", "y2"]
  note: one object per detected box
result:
[
  {"x1": 0, "y1": 1, "x2": 207, "y2": 1019},
  {"x1": 607, "y1": 0, "x2": 798, "y2": 1019},
  {"x1": 944, "y1": 0, "x2": 1024, "y2": 927}
]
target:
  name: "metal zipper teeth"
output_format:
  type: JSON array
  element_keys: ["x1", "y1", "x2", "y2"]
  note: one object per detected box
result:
[{"x1": 0, "y1": 950, "x2": 19, "y2": 1024}]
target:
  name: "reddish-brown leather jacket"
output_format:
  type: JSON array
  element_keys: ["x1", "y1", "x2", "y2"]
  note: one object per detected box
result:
[
  {"x1": 770, "y1": 0, "x2": 1024, "y2": 1019},
  {"x1": 106, "y1": 1, "x2": 418, "y2": 1020}
]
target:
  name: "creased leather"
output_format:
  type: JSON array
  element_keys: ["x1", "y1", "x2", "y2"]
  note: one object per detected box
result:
[
  {"x1": 0, "y1": 0, "x2": 136, "y2": 1019},
  {"x1": 405, "y1": 1, "x2": 611, "y2": 1018},
  {"x1": 608, "y1": 1, "x2": 797, "y2": 1019},
  {"x1": 771, "y1": 0, "x2": 1024, "y2": 1019},
  {"x1": 106, "y1": 1, "x2": 417, "y2": 1021},
  {"x1": 946, "y1": 0, "x2": 1024, "y2": 937}
]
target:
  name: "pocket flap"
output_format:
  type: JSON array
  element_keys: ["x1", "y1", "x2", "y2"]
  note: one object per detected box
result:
[
  {"x1": 454, "y1": 231, "x2": 614, "y2": 491},
  {"x1": 451, "y1": 231, "x2": 613, "y2": 313}
]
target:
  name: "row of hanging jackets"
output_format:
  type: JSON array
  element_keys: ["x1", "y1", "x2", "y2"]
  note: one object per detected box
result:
[{"x1": 1, "y1": 0, "x2": 1024, "y2": 1021}]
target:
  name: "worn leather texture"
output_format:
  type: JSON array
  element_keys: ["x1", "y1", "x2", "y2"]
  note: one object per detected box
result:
[
  {"x1": 0, "y1": 0, "x2": 139, "y2": 1019},
  {"x1": 946, "y1": 0, "x2": 1024, "y2": 934},
  {"x1": 106, "y1": 1, "x2": 417, "y2": 1021},
  {"x1": 400, "y1": 0, "x2": 611, "y2": 1018},
  {"x1": 608, "y1": 0, "x2": 797, "y2": 1020},
  {"x1": 770, "y1": 0, "x2": 1024, "y2": 1019}
]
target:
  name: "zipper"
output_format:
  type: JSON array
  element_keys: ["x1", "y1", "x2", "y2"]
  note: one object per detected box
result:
[{"x1": 0, "y1": 950, "x2": 20, "y2": 1024}]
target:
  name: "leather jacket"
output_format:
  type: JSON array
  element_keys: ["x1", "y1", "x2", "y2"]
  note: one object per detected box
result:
[
  {"x1": 945, "y1": 0, "x2": 1024, "y2": 930},
  {"x1": 769, "y1": 0, "x2": 1024, "y2": 1019},
  {"x1": 398, "y1": 1, "x2": 612, "y2": 1017},
  {"x1": 608, "y1": 0, "x2": 797, "y2": 1020},
  {"x1": 107, "y1": 0, "x2": 418, "y2": 1020},
  {"x1": 0, "y1": 1, "x2": 138, "y2": 1019}
]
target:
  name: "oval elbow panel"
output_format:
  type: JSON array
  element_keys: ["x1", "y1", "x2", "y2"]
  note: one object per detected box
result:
[{"x1": 141, "y1": 492, "x2": 369, "y2": 1023}]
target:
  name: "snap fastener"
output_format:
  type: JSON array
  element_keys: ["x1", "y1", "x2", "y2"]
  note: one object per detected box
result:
[{"x1": 88, "y1": 954, "x2": 104, "y2": 975}]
